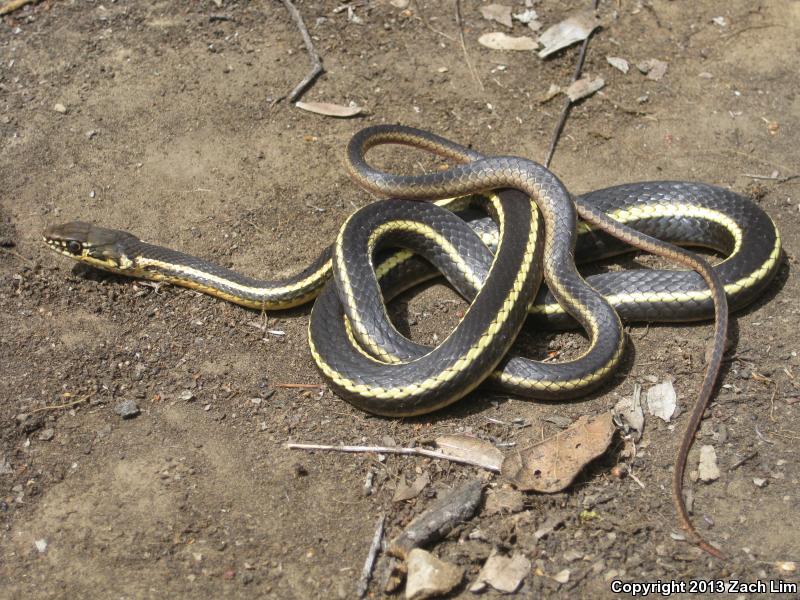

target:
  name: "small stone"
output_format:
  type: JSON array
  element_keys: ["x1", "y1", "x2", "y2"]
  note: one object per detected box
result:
[
  {"x1": 405, "y1": 549, "x2": 463, "y2": 600},
  {"x1": 34, "y1": 539, "x2": 47, "y2": 553},
  {"x1": 753, "y1": 477, "x2": 767, "y2": 488},
  {"x1": 114, "y1": 400, "x2": 140, "y2": 419},
  {"x1": 86, "y1": 130, "x2": 97, "y2": 139},
  {"x1": 38, "y1": 428, "x2": 55, "y2": 441},
  {"x1": 53, "y1": 103, "x2": 67, "y2": 114},
  {"x1": 179, "y1": 390, "x2": 195, "y2": 401}
]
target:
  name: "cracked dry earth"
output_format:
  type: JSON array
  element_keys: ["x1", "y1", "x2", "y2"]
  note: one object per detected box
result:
[{"x1": 1, "y1": 1, "x2": 798, "y2": 598}]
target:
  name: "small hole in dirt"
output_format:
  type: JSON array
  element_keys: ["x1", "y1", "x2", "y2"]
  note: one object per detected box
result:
[{"x1": 534, "y1": 469, "x2": 541, "y2": 478}]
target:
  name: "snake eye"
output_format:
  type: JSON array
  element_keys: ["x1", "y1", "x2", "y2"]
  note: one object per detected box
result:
[{"x1": 67, "y1": 240, "x2": 82, "y2": 254}]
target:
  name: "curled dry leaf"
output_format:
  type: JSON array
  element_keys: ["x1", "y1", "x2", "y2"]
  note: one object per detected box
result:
[
  {"x1": 502, "y1": 412, "x2": 615, "y2": 492},
  {"x1": 565, "y1": 76, "x2": 604, "y2": 101},
  {"x1": 538, "y1": 10, "x2": 601, "y2": 58},
  {"x1": 479, "y1": 3, "x2": 513, "y2": 29},
  {"x1": 478, "y1": 32, "x2": 538, "y2": 51},
  {"x1": 294, "y1": 101, "x2": 363, "y2": 117},
  {"x1": 434, "y1": 434, "x2": 504, "y2": 472},
  {"x1": 613, "y1": 382, "x2": 644, "y2": 441}
]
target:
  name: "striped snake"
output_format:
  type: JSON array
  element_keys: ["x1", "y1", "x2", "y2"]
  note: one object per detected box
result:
[{"x1": 44, "y1": 125, "x2": 781, "y2": 558}]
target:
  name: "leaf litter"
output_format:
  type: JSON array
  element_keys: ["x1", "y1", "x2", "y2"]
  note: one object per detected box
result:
[{"x1": 502, "y1": 412, "x2": 616, "y2": 492}]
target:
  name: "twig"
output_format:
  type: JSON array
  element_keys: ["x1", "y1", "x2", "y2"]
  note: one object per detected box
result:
[
  {"x1": 0, "y1": 0, "x2": 37, "y2": 16},
  {"x1": 356, "y1": 515, "x2": 385, "y2": 599},
  {"x1": 728, "y1": 451, "x2": 758, "y2": 471},
  {"x1": 278, "y1": 0, "x2": 324, "y2": 103},
  {"x1": 454, "y1": 0, "x2": 484, "y2": 92},
  {"x1": 275, "y1": 383, "x2": 324, "y2": 389},
  {"x1": 287, "y1": 442, "x2": 501, "y2": 472},
  {"x1": 741, "y1": 173, "x2": 800, "y2": 183},
  {"x1": 31, "y1": 393, "x2": 94, "y2": 413},
  {"x1": 544, "y1": 0, "x2": 601, "y2": 168}
]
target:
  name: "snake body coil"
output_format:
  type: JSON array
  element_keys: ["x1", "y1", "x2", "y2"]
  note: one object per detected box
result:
[{"x1": 44, "y1": 125, "x2": 782, "y2": 558}]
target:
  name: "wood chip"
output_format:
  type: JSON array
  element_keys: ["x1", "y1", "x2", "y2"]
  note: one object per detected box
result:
[
  {"x1": 434, "y1": 434, "x2": 504, "y2": 472},
  {"x1": 294, "y1": 101, "x2": 362, "y2": 117},
  {"x1": 502, "y1": 412, "x2": 615, "y2": 492},
  {"x1": 478, "y1": 32, "x2": 538, "y2": 51},
  {"x1": 388, "y1": 480, "x2": 482, "y2": 560},
  {"x1": 537, "y1": 10, "x2": 601, "y2": 58},
  {"x1": 479, "y1": 4, "x2": 512, "y2": 29}
]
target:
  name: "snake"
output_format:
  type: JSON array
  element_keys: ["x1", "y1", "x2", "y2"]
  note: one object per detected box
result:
[{"x1": 43, "y1": 125, "x2": 781, "y2": 558}]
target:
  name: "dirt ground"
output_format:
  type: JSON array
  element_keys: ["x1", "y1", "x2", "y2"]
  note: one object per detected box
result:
[{"x1": 1, "y1": 1, "x2": 799, "y2": 598}]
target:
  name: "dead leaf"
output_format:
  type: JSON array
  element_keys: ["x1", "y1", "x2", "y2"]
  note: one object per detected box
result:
[
  {"x1": 538, "y1": 10, "x2": 601, "y2": 58},
  {"x1": 479, "y1": 4, "x2": 512, "y2": 29},
  {"x1": 434, "y1": 434, "x2": 504, "y2": 472},
  {"x1": 502, "y1": 412, "x2": 615, "y2": 492},
  {"x1": 613, "y1": 383, "x2": 644, "y2": 441},
  {"x1": 565, "y1": 76, "x2": 604, "y2": 101},
  {"x1": 478, "y1": 32, "x2": 538, "y2": 51},
  {"x1": 646, "y1": 381, "x2": 677, "y2": 422},
  {"x1": 393, "y1": 472, "x2": 430, "y2": 502},
  {"x1": 294, "y1": 101, "x2": 363, "y2": 118}
]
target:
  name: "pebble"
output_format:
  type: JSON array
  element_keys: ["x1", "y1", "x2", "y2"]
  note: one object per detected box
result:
[
  {"x1": 53, "y1": 103, "x2": 67, "y2": 114},
  {"x1": 472, "y1": 551, "x2": 530, "y2": 594},
  {"x1": 38, "y1": 428, "x2": 55, "y2": 441},
  {"x1": 34, "y1": 539, "x2": 48, "y2": 553},
  {"x1": 405, "y1": 549, "x2": 463, "y2": 600},
  {"x1": 114, "y1": 400, "x2": 140, "y2": 419}
]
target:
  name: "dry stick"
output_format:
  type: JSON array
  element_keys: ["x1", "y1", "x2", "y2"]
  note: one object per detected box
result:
[
  {"x1": 275, "y1": 383, "x2": 324, "y2": 389},
  {"x1": 543, "y1": 0, "x2": 601, "y2": 168},
  {"x1": 356, "y1": 514, "x2": 385, "y2": 599},
  {"x1": 31, "y1": 393, "x2": 94, "y2": 413},
  {"x1": 286, "y1": 443, "x2": 501, "y2": 472},
  {"x1": 0, "y1": 246, "x2": 36, "y2": 267},
  {"x1": 0, "y1": 0, "x2": 37, "y2": 16},
  {"x1": 278, "y1": 0, "x2": 324, "y2": 103},
  {"x1": 454, "y1": 0, "x2": 484, "y2": 92}
]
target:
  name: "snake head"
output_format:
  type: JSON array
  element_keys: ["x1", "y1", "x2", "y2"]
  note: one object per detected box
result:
[{"x1": 43, "y1": 221, "x2": 138, "y2": 272}]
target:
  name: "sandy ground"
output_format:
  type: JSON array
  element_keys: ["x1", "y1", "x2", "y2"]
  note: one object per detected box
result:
[{"x1": 1, "y1": 1, "x2": 799, "y2": 598}]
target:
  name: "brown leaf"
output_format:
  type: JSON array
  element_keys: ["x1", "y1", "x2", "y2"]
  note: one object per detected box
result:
[
  {"x1": 501, "y1": 412, "x2": 615, "y2": 492},
  {"x1": 434, "y1": 434, "x2": 504, "y2": 472},
  {"x1": 294, "y1": 101, "x2": 363, "y2": 117}
]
